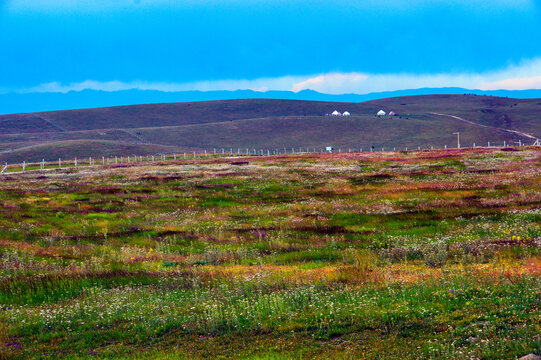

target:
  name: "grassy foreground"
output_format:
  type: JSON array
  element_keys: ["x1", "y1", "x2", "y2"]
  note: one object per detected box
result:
[{"x1": 0, "y1": 148, "x2": 540, "y2": 359}]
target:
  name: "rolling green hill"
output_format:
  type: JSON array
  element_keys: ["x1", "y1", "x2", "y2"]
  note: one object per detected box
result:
[{"x1": 0, "y1": 95, "x2": 539, "y2": 162}]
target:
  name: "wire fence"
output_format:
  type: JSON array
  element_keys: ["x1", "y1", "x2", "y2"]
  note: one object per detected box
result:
[{"x1": 1, "y1": 141, "x2": 538, "y2": 175}]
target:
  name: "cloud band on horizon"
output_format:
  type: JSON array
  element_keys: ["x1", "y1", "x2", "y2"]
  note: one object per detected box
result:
[{"x1": 13, "y1": 57, "x2": 541, "y2": 95}]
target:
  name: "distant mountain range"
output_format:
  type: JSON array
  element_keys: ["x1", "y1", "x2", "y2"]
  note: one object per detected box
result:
[{"x1": 2, "y1": 87, "x2": 541, "y2": 115}]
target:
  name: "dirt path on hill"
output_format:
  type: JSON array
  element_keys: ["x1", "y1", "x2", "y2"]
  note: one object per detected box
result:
[{"x1": 428, "y1": 112, "x2": 539, "y2": 143}]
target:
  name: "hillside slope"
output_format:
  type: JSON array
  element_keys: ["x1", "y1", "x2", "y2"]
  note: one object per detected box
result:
[
  {"x1": 0, "y1": 99, "x2": 353, "y2": 133},
  {"x1": 0, "y1": 95, "x2": 539, "y2": 161},
  {"x1": 0, "y1": 141, "x2": 183, "y2": 163},
  {"x1": 365, "y1": 94, "x2": 541, "y2": 136}
]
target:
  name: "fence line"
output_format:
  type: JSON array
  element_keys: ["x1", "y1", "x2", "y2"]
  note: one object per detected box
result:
[{"x1": 0, "y1": 141, "x2": 538, "y2": 175}]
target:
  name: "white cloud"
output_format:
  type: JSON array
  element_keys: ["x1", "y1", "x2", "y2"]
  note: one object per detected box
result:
[
  {"x1": 291, "y1": 72, "x2": 484, "y2": 94},
  {"x1": 477, "y1": 58, "x2": 541, "y2": 90},
  {"x1": 16, "y1": 57, "x2": 541, "y2": 95},
  {"x1": 480, "y1": 76, "x2": 541, "y2": 91},
  {"x1": 20, "y1": 76, "x2": 306, "y2": 94},
  {"x1": 289, "y1": 57, "x2": 541, "y2": 94},
  {"x1": 291, "y1": 73, "x2": 368, "y2": 93}
]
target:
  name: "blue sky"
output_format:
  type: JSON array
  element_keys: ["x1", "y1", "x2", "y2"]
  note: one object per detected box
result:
[{"x1": 2, "y1": 0, "x2": 541, "y2": 95}]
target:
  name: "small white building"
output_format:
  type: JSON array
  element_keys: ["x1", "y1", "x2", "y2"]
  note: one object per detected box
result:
[
  {"x1": 342, "y1": 111, "x2": 351, "y2": 116},
  {"x1": 331, "y1": 110, "x2": 341, "y2": 116},
  {"x1": 377, "y1": 110, "x2": 386, "y2": 117},
  {"x1": 389, "y1": 111, "x2": 395, "y2": 116}
]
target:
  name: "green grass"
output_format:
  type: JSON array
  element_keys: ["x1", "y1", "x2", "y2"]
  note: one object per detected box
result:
[
  {"x1": 0, "y1": 148, "x2": 540, "y2": 359},
  {"x1": 3, "y1": 275, "x2": 540, "y2": 359}
]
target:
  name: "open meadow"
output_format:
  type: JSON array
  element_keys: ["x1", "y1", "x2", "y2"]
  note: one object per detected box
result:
[{"x1": 0, "y1": 147, "x2": 540, "y2": 359}]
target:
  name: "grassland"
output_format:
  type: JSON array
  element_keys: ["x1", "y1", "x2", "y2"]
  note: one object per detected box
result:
[
  {"x1": 0, "y1": 147, "x2": 540, "y2": 359},
  {"x1": 1, "y1": 95, "x2": 540, "y2": 162},
  {"x1": 0, "y1": 140, "x2": 184, "y2": 164}
]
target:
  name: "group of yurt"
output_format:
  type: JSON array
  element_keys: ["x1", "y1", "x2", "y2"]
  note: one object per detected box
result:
[
  {"x1": 329, "y1": 110, "x2": 351, "y2": 116},
  {"x1": 376, "y1": 110, "x2": 395, "y2": 118},
  {"x1": 325, "y1": 109, "x2": 396, "y2": 117}
]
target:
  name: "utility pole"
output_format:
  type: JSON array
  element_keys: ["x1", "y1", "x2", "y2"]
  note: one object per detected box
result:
[{"x1": 452, "y1": 132, "x2": 460, "y2": 149}]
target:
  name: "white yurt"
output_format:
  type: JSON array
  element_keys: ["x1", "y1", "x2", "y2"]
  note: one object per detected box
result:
[
  {"x1": 342, "y1": 111, "x2": 351, "y2": 116},
  {"x1": 332, "y1": 110, "x2": 341, "y2": 116},
  {"x1": 377, "y1": 110, "x2": 386, "y2": 117},
  {"x1": 389, "y1": 111, "x2": 395, "y2": 116}
]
